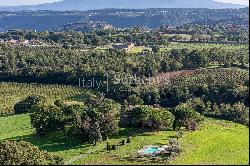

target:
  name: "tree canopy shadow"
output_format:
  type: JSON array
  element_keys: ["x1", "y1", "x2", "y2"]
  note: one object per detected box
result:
[{"x1": 2, "y1": 133, "x2": 91, "y2": 153}]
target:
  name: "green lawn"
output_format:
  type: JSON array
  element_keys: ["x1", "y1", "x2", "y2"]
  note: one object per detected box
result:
[
  {"x1": 128, "y1": 46, "x2": 152, "y2": 54},
  {"x1": 0, "y1": 114, "x2": 249, "y2": 165},
  {"x1": 174, "y1": 119, "x2": 249, "y2": 165}
]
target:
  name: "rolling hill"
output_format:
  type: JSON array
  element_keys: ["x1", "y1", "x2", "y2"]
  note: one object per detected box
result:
[
  {"x1": 0, "y1": 0, "x2": 246, "y2": 11},
  {"x1": 0, "y1": 8, "x2": 248, "y2": 31}
]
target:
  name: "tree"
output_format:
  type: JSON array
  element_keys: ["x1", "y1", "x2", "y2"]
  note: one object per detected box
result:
[
  {"x1": 172, "y1": 103, "x2": 204, "y2": 131},
  {"x1": 14, "y1": 95, "x2": 46, "y2": 114},
  {"x1": 127, "y1": 94, "x2": 144, "y2": 105},
  {"x1": 120, "y1": 105, "x2": 175, "y2": 131},
  {"x1": 89, "y1": 122, "x2": 103, "y2": 146},
  {"x1": 152, "y1": 45, "x2": 160, "y2": 53},
  {"x1": 70, "y1": 97, "x2": 120, "y2": 142},
  {"x1": 183, "y1": 50, "x2": 209, "y2": 68},
  {"x1": 91, "y1": 98, "x2": 120, "y2": 140},
  {"x1": 0, "y1": 141, "x2": 63, "y2": 165},
  {"x1": 186, "y1": 98, "x2": 210, "y2": 115},
  {"x1": 30, "y1": 105, "x2": 66, "y2": 136},
  {"x1": 220, "y1": 102, "x2": 249, "y2": 126}
]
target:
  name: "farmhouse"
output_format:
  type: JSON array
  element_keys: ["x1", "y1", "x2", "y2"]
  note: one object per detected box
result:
[
  {"x1": 29, "y1": 39, "x2": 43, "y2": 46},
  {"x1": 112, "y1": 43, "x2": 135, "y2": 51},
  {"x1": 20, "y1": 40, "x2": 30, "y2": 45}
]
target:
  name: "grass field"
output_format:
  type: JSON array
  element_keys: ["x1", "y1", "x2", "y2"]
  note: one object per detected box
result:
[
  {"x1": 0, "y1": 114, "x2": 248, "y2": 165},
  {"x1": 0, "y1": 82, "x2": 92, "y2": 115},
  {"x1": 174, "y1": 119, "x2": 249, "y2": 165},
  {"x1": 128, "y1": 46, "x2": 152, "y2": 54}
]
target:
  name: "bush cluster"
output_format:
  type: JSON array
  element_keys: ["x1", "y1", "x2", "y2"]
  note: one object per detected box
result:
[
  {"x1": 216, "y1": 102, "x2": 249, "y2": 126},
  {"x1": 30, "y1": 96, "x2": 120, "y2": 144},
  {"x1": 120, "y1": 105, "x2": 175, "y2": 131},
  {"x1": 0, "y1": 141, "x2": 63, "y2": 165}
]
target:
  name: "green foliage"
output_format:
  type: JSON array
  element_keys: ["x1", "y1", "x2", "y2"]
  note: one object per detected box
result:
[
  {"x1": 30, "y1": 105, "x2": 66, "y2": 136},
  {"x1": 127, "y1": 94, "x2": 144, "y2": 105},
  {"x1": 183, "y1": 50, "x2": 209, "y2": 68},
  {"x1": 186, "y1": 98, "x2": 211, "y2": 115},
  {"x1": 71, "y1": 97, "x2": 120, "y2": 142},
  {"x1": 121, "y1": 105, "x2": 175, "y2": 131},
  {"x1": 14, "y1": 95, "x2": 46, "y2": 114},
  {"x1": 54, "y1": 100, "x2": 65, "y2": 107},
  {"x1": 0, "y1": 141, "x2": 63, "y2": 165},
  {"x1": 160, "y1": 68, "x2": 249, "y2": 109},
  {"x1": 89, "y1": 122, "x2": 103, "y2": 146},
  {"x1": 172, "y1": 68, "x2": 249, "y2": 88},
  {"x1": 30, "y1": 95, "x2": 120, "y2": 143},
  {"x1": 219, "y1": 102, "x2": 249, "y2": 126},
  {"x1": 173, "y1": 103, "x2": 204, "y2": 131}
]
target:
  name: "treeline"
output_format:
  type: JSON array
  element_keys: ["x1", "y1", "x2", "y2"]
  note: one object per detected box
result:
[
  {"x1": 1, "y1": 26, "x2": 249, "y2": 47},
  {"x1": 0, "y1": 44, "x2": 248, "y2": 84}
]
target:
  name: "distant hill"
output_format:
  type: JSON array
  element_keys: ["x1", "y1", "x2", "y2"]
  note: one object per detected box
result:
[
  {"x1": 0, "y1": 8, "x2": 248, "y2": 31},
  {"x1": 0, "y1": 0, "x2": 246, "y2": 11}
]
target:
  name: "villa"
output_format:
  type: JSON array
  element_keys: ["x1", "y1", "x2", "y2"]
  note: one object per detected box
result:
[{"x1": 112, "y1": 43, "x2": 135, "y2": 51}]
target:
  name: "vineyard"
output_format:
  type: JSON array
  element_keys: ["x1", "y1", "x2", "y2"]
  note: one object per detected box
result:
[
  {"x1": 13, "y1": 45, "x2": 63, "y2": 53},
  {"x1": 0, "y1": 82, "x2": 93, "y2": 115},
  {"x1": 170, "y1": 68, "x2": 249, "y2": 87},
  {"x1": 166, "y1": 43, "x2": 249, "y2": 51}
]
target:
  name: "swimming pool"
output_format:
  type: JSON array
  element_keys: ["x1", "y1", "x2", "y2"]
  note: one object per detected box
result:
[{"x1": 142, "y1": 147, "x2": 159, "y2": 155}]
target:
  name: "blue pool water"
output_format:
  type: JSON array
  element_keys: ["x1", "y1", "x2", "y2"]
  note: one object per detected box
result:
[{"x1": 143, "y1": 147, "x2": 159, "y2": 155}]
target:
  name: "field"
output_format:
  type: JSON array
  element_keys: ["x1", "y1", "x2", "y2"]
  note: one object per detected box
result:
[
  {"x1": 164, "y1": 43, "x2": 249, "y2": 52},
  {"x1": 0, "y1": 113, "x2": 248, "y2": 165},
  {"x1": 171, "y1": 68, "x2": 249, "y2": 87},
  {"x1": 128, "y1": 46, "x2": 152, "y2": 54},
  {"x1": 0, "y1": 82, "x2": 93, "y2": 115}
]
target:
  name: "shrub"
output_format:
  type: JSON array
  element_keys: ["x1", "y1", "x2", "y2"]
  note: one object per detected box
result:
[
  {"x1": 62, "y1": 104, "x2": 86, "y2": 122},
  {"x1": 121, "y1": 105, "x2": 175, "y2": 131},
  {"x1": 173, "y1": 103, "x2": 204, "y2": 131},
  {"x1": 186, "y1": 98, "x2": 211, "y2": 115},
  {"x1": 54, "y1": 100, "x2": 65, "y2": 107},
  {"x1": 14, "y1": 95, "x2": 46, "y2": 114},
  {"x1": 127, "y1": 94, "x2": 144, "y2": 105},
  {"x1": 220, "y1": 102, "x2": 249, "y2": 126},
  {"x1": 30, "y1": 105, "x2": 66, "y2": 136},
  {"x1": 167, "y1": 139, "x2": 182, "y2": 158},
  {"x1": 0, "y1": 141, "x2": 63, "y2": 165}
]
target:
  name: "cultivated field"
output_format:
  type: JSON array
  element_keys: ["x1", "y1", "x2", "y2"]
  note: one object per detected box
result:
[{"x1": 0, "y1": 82, "x2": 93, "y2": 115}]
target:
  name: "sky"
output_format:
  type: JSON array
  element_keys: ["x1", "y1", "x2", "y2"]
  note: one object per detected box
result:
[{"x1": 0, "y1": 0, "x2": 248, "y2": 6}]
